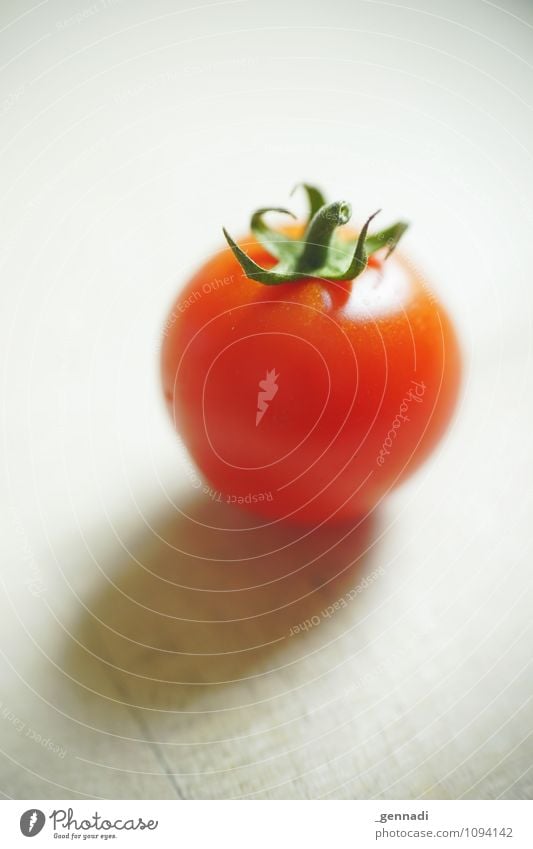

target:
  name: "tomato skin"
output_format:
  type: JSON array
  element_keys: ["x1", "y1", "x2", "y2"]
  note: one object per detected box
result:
[{"x1": 161, "y1": 229, "x2": 461, "y2": 524}]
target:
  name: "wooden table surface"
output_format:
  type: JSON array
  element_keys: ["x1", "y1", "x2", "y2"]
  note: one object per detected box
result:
[{"x1": 0, "y1": 0, "x2": 532, "y2": 800}]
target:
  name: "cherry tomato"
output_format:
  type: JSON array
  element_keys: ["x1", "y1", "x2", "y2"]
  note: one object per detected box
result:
[{"x1": 161, "y1": 187, "x2": 460, "y2": 524}]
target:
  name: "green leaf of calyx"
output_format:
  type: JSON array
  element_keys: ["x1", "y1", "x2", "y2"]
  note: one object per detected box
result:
[
  {"x1": 250, "y1": 208, "x2": 299, "y2": 263},
  {"x1": 364, "y1": 220, "x2": 409, "y2": 258},
  {"x1": 222, "y1": 184, "x2": 409, "y2": 286},
  {"x1": 291, "y1": 183, "x2": 327, "y2": 224}
]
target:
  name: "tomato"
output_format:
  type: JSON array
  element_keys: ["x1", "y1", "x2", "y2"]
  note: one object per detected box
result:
[{"x1": 161, "y1": 186, "x2": 461, "y2": 524}]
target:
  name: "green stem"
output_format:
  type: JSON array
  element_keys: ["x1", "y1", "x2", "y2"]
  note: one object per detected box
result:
[{"x1": 296, "y1": 201, "x2": 351, "y2": 273}]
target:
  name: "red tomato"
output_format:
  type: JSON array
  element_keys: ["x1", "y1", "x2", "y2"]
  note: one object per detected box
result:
[{"x1": 161, "y1": 190, "x2": 460, "y2": 524}]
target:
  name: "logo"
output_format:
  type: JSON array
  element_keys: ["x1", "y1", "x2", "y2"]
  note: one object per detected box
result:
[
  {"x1": 256, "y1": 369, "x2": 279, "y2": 426},
  {"x1": 20, "y1": 809, "x2": 45, "y2": 837}
]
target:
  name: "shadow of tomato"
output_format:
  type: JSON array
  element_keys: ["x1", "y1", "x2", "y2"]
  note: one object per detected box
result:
[{"x1": 63, "y1": 494, "x2": 379, "y2": 712}]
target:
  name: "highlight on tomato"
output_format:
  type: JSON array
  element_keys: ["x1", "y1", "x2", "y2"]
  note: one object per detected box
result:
[{"x1": 161, "y1": 184, "x2": 461, "y2": 524}]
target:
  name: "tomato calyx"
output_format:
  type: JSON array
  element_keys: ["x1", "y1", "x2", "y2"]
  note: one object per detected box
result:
[{"x1": 222, "y1": 184, "x2": 410, "y2": 286}]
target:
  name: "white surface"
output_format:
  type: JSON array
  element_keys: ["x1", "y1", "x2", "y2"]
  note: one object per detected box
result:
[{"x1": 0, "y1": 0, "x2": 532, "y2": 799}]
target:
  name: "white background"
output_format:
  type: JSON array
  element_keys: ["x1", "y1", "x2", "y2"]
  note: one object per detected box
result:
[{"x1": 0, "y1": 0, "x2": 532, "y2": 799}]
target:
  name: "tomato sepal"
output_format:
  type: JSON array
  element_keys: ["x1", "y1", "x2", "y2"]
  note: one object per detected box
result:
[{"x1": 223, "y1": 184, "x2": 409, "y2": 285}]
